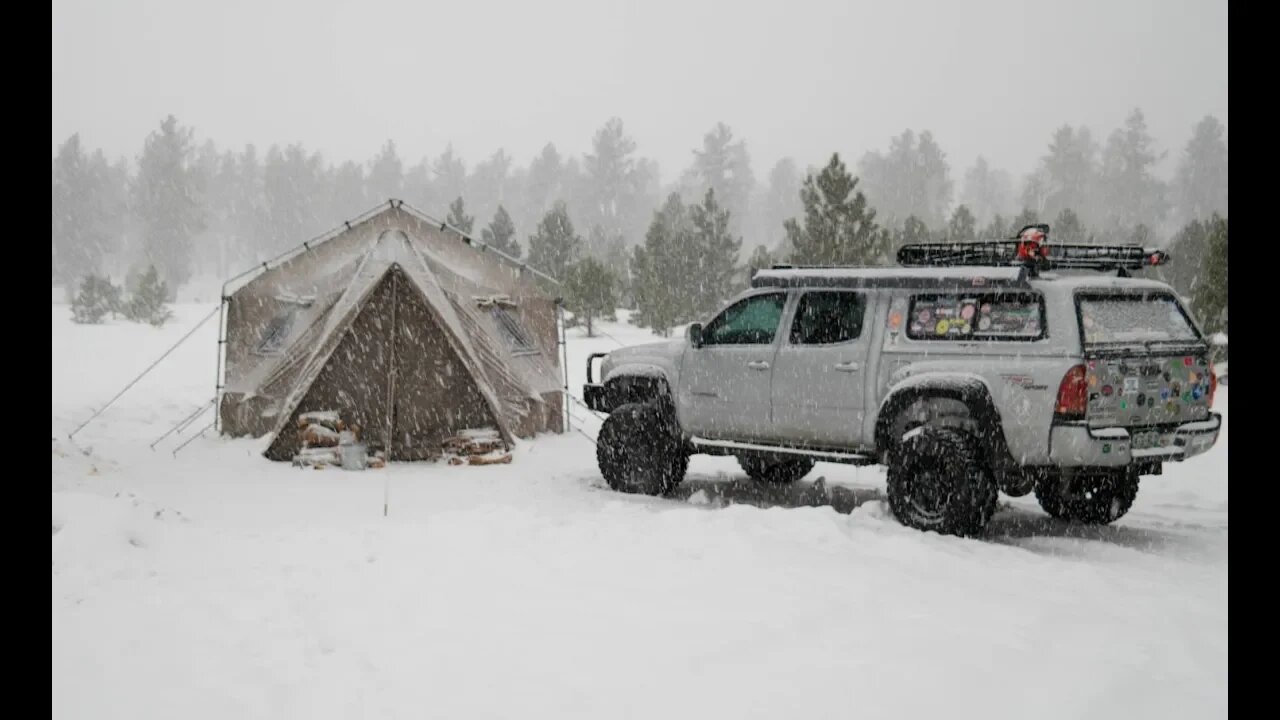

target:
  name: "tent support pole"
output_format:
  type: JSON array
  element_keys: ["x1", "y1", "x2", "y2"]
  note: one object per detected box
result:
[
  {"x1": 383, "y1": 272, "x2": 400, "y2": 517},
  {"x1": 69, "y1": 304, "x2": 221, "y2": 440},
  {"x1": 558, "y1": 302, "x2": 570, "y2": 433},
  {"x1": 213, "y1": 294, "x2": 228, "y2": 433}
]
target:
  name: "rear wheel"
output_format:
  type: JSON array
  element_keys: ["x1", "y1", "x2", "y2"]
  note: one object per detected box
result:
[
  {"x1": 737, "y1": 456, "x2": 815, "y2": 484},
  {"x1": 1034, "y1": 467, "x2": 1140, "y2": 524},
  {"x1": 596, "y1": 402, "x2": 687, "y2": 496},
  {"x1": 886, "y1": 426, "x2": 998, "y2": 537}
]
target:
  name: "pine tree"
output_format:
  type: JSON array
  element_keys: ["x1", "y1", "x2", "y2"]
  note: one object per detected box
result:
[
  {"x1": 1009, "y1": 209, "x2": 1041, "y2": 236},
  {"x1": 446, "y1": 197, "x2": 475, "y2": 234},
  {"x1": 786, "y1": 154, "x2": 890, "y2": 266},
  {"x1": 685, "y1": 123, "x2": 755, "y2": 242},
  {"x1": 631, "y1": 194, "x2": 698, "y2": 335},
  {"x1": 947, "y1": 205, "x2": 977, "y2": 242},
  {"x1": 263, "y1": 144, "x2": 322, "y2": 255},
  {"x1": 125, "y1": 265, "x2": 174, "y2": 327},
  {"x1": 902, "y1": 216, "x2": 931, "y2": 244},
  {"x1": 858, "y1": 130, "x2": 953, "y2": 229},
  {"x1": 1191, "y1": 215, "x2": 1227, "y2": 335},
  {"x1": 52, "y1": 134, "x2": 116, "y2": 286},
  {"x1": 481, "y1": 205, "x2": 520, "y2": 257},
  {"x1": 133, "y1": 115, "x2": 205, "y2": 290},
  {"x1": 1052, "y1": 208, "x2": 1087, "y2": 243},
  {"x1": 1099, "y1": 108, "x2": 1168, "y2": 233},
  {"x1": 1174, "y1": 116, "x2": 1228, "y2": 225},
  {"x1": 432, "y1": 145, "x2": 468, "y2": 204},
  {"x1": 564, "y1": 257, "x2": 619, "y2": 337},
  {"x1": 981, "y1": 214, "x2": 1007, "y2": 240},
  {"x1": 367, "y1": 140, "x2": 404, "y2": 203},
  {"x1": 690, "y1": 189, "x2": 742, "y2": 316},
  {"x1": 1162, "y1": 219, "x2": 1210, "y2": 298},
  {"x1": 70, "y1": 274, "x2": 120, "y2": 324},
  {"x1": 746, "y1": 244, "x2": 774, "y2": 285},
  {"x1": 527, "y1": 202, "x2": 582, "y2": 281},
  {"x1": 1039, "y1": 125, "x2": 1100, "y2": 225},
  {"x1": 960, "y1": 157, "x2": 1015, "y2": 227}
]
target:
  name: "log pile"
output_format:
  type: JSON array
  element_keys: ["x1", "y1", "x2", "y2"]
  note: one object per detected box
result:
[
  {"x1": 442, "y1": 428, "x2": 512, "y2": 466},
  {"x1": 290, "y1": 410, "x2": 384, "y2": 469}
]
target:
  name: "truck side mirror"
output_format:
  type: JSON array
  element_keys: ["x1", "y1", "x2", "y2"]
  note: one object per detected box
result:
[{"x1": 688, "y1": 322, "x2": 703, "y2": 349}]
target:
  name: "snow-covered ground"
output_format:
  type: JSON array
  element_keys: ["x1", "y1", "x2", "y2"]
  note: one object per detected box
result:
[{"x1": 52, "y1": 303, "x2": 1227, "y2": 720}]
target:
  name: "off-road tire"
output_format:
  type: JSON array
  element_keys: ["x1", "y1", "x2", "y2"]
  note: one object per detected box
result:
[
  {"x1": 596, "y1": 402, "x2": 688, "y2": 496},
  {"x1": 1034, "y1": 467, "x2": 1140, "y2": 524},
  {"x1": 737, "y1": 456, "x2": 815, "y2": 484},
  {"x1": 886, "y1": 426, "x2": 999, "y2": 537}
]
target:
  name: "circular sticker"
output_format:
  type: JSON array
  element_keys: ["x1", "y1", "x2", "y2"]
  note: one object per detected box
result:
[
  {"x1": 981, "y1": 303, "x2": 992, "y2": 313},
  {"x1": 960, "y1": 305, "x2": 975, "y2": 320},
  {"x1": 978, "y1": 317, "x2": 991, "y2": 330},
  {"x1": 935, "y1": 319, "x2": 951, "y2": 335},
  {"x1": 917, "y1": 310, "x2": 932, "y2": 323}
]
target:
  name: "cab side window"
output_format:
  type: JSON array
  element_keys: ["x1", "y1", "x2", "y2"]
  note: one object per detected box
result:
[{"x1": 701, "y1": 293, "x2": 787, "y2": 346}]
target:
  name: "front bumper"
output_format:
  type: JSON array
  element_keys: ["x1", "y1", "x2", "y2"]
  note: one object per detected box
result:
[
  {"x1": 1048, "y1": 412, "x2": 1222, "y2": 467},
  {"x1": 583, "y1": 383, "x2": 614, "y2": 413}
]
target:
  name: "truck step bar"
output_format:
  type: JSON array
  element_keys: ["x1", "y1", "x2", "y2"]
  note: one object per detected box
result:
[{"x1": 689, "y1": 437, "x2": 877, "y2": 465}]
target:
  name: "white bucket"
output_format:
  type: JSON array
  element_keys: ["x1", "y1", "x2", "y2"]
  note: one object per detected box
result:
[{"x1": 341, "y1": 443, "x2": 368, "y2": 471}]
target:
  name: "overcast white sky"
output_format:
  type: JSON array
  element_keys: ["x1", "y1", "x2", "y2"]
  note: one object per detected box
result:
[{"x1": 52, "y1": 0, "x2": 1226, "y2": 183}]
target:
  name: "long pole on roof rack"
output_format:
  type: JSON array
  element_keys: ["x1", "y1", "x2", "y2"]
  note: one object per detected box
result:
[{"x1": 68, "y1": 304, "x2": 221, "y2": 440}]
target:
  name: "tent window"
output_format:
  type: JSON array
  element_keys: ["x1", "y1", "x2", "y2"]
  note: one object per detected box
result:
[
  {"x1": 491, "y1": 307, "x2": 537, "y2": 354},
  {"x1": 256, "y1": 307, "x2": 300, "y2": 355}
]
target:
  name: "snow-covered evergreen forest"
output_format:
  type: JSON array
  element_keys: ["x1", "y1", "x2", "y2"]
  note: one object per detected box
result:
[{"x1": 51, "y1": 111, "x2": 1228, "y2": 337}]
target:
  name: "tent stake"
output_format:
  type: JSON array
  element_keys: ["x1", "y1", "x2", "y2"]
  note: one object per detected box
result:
[
  {"x1": 69, "y1": 304, "x2": 220, "y2": 440},
  {"x1": 149, "y1": 398, "x2": 215, "y2": 450},
  {"x1": 171, "y1": 420, "x2": 214, "y2": 457}
]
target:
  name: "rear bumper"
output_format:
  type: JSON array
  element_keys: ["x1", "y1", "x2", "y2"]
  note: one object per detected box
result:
[{"x1": 1048, "y1": 412, "x2": 1222, "y2": 467}]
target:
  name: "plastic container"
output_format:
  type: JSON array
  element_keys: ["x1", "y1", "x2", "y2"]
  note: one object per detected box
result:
[{"x1": 341, "y1": 442, "x2": 368, "y2": 471}]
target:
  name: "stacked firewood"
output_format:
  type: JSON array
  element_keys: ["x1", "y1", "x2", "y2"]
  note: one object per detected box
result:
[
  {"x1": 291, "y1": 410, "x2": 385, "y2": 469},
  {"x1": 442, "y1": 428, "x2": 512, "y2": 465}
]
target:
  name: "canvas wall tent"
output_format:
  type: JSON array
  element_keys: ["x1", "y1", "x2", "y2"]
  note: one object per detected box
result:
[{"x1": 217, "y1": 201, "x2": 566, "y2": 462}]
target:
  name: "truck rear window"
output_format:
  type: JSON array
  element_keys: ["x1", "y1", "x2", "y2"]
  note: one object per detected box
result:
[
  {"x1": 1076, "y1": 292, "x2": 1200, "y2": 345},
  {"x1": 907, "y1": 292, "x2": 1044, "y2": 341}
]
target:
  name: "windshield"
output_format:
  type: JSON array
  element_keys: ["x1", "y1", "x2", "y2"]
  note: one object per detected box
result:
[{"x1": 1077, "y1": 292, "x2": 1201, "y2": 345}]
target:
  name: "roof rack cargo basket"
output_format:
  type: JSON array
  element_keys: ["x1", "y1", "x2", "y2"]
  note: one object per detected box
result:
[{"x1": 896, "y1": 224, "x2": 1169, "y2": 277}]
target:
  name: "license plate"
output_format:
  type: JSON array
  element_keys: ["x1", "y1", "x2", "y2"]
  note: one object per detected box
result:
[{"x1": 1131, "y1": 431, "x2": 1162, "y2": 449}]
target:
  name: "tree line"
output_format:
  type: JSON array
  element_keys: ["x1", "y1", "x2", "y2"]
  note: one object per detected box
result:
[{"x1": 54, "y1": 110, "x2": 1227, "y2": 335}]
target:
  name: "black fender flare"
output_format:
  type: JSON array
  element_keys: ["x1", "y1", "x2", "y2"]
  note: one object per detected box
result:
[{"x1": 874, "y1": 378, "x2": 1014, "y2": 470}]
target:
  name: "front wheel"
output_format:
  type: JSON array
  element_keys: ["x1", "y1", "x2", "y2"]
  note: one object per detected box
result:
[
  {"x1": 1034, "y1": 467, "x2": 1140, "y2": 524},
  {"x1": 886, "y1": 426, "x2": 998, "y2": 537},
  {"x1": 596, "y1": 403, "x2": 687, "y2": 496},
  {"x1": 737, "y1": 456, "x2": 815, "y2": 484}
]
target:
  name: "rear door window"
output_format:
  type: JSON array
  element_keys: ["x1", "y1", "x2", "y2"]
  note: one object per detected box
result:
[
  {"x1": 907, "y1": 292, "x2": 1045, "y2": 341},
  {"x1": 789, "y1": 291, "x2": 866, "y2": 345}
]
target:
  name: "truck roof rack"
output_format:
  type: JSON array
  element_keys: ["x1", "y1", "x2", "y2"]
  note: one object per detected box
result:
[{"x1": 896, "y1": 224, "x2": 1169, "y2": 277}]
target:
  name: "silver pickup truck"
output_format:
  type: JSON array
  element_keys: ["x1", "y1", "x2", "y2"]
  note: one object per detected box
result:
[{"x1": 583, "y1": 228, "x2": 1222, "y2": 536}]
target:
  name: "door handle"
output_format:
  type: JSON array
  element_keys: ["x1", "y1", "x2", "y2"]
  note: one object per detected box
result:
[
  {"x1": 834, "y1": 361, "x2": 860, "y2": 372},
  {"x1": 747, "y1": 360, "x2": 771, "y2": 371}
]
